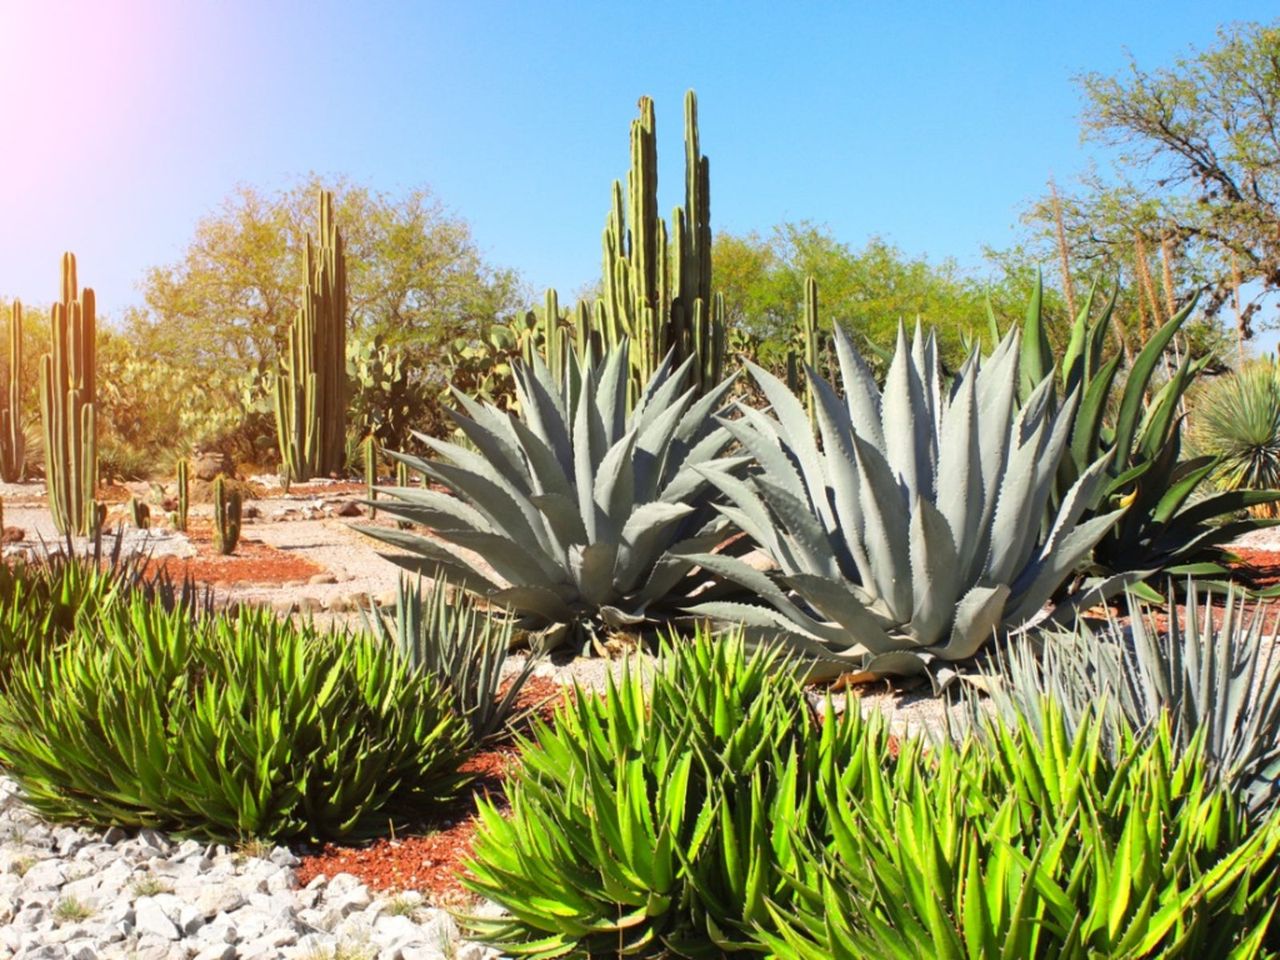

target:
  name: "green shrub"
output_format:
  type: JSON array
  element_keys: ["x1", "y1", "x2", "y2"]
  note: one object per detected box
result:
[
  {"x1": 766, "y1": 706, "x2": 1280, "y2": 960},
  {"x1": 363, "y1": 574, "x2": 538, "y2": 746},
  {"x1": 0, "y1": 542, "x2": 207, "y2": 683},
  {"x1": 0, "y1": 597, "x2": 470, "y2": 842},
  {"x1": 461, "y1": 633, "x2": 836, "y2": 956},
  {"x1": 463, "y1": 633, "x2": 1280, "y2": 958}
]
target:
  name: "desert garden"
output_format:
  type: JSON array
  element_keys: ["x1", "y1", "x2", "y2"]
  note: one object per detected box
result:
[{"x1": 4, "y1": 14, "x2": 1280, "y2": 960}]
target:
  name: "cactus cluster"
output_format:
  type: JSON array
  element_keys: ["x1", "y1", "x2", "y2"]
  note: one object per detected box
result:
[
  {"x1": 598, "y1": 92, "x2": 725, "y2": 399},
  {"x1": 213, "y1": 476, "x2": 241, "y2": 556},
  {"x1": 0, "y1": 300, "x2": 24, "y2": 482},
  {"x1": 39, "y1": 254, "x2": 99, "y2": 537},
  {"x1": 274, "y1": 190, "x2": 347, "y2": 483}
]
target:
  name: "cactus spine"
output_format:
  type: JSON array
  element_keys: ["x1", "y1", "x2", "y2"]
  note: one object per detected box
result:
[
  {"x1": 364, "y1": 434, "x2": 378, "y2": 519},
  {"x1": 213, "y1": 476, "x2": 241, "y2": 555},
  {"x1": 599, "y1": 91, "x2": 725, "y2": 399},
  {"x1": 0, "y1": 301, "x2": 24, "y2": 482},
  {"x1": 39, "y1": 254, "x2": 98, "y2": 537},
  {"x1": 175, "y1": 459, "x2": 189, "y2": 532},
  {"x1": 274, "y1": 190, "x2": 347, "y2": 483}
]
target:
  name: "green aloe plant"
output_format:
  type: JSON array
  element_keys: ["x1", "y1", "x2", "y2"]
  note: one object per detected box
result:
[
  {"x1": 686, "y1": 323, "x2": 1123, "y2": 687},
  {"x1": 360, "y1": 342, "x2": 743, "y2": 652}
]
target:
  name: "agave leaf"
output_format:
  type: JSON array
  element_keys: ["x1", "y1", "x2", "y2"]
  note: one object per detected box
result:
[
  {"x1": 491, "y1": 585, "x2": 577, "y2": 624},
  {"x1": 1111, "y1": 300, "x2": 1195, "y2": 468},
  {"x1": 615, "y1": 502, "x2": 696, "y2": 593},
  {"x1": 907, "y1": 497, "x2": 961, "y2": 647},
  {"x1": 570, "y1": 543, "x2": 620, "y2": 608},
  {"x1": 752, "y1": 475, "x2": 841, "y2": 579},
  {"x1": 852, "y1": 434, "x2": 912, "y2": 620},
  {"x1": 513, "y1": 354, "x2": 572, "y2": 471},
  {"x1": 935, "y1": 372, "x2": 981, "y2": 566},
  {"x1": 509, "y1": 416, "x2": 576, "y2": 502},
  {"x1": 746, "y1": 361, "x2": 835, "y2": 530},
  {"x1": 832, "y1": 325, "x2": 884, "y2": 450},
  {"x1": 883, "y1": 323, "x2": 932, "y2": 504},
  {"x1": 1005, "y1": 510, "x2": 1126, "y2": 625},
  {"x1": 593, "y1": 430, "x2": 639, "y2": 542},
  {"x1": 782, "y1": 573, "x2": 897, "y2": 653},
  {"x1": 939, "y1": 584, "x2": 1011, "y2": 659}
]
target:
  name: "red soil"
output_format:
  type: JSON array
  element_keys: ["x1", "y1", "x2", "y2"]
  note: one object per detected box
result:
[
  {"x1": 295, "y1": 676, "x2": 564, "y2": 904},
  {"x1": 144, "y1": 520, "x2": 325, "y2": 586}
]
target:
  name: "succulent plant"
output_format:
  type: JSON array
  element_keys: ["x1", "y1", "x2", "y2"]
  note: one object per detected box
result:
[
  {"x1": 1020, "y1": 278, "x2": 1279, "y2": 587},
  {"x1": 967, "y1": 583, "x2": 1280, "y2": 816},
  {"x1": 1, "y1": 301, "x2": 25, "y2": 483},
  {"x1": 685, "y1": 323, "x2": 1124, "y2": 688},
  {"x1": 212, "y1": 476, "x2": 241, "y2": 556},
  {"x1": 360, "y1": 342, "x2": 742, "y2": 652},
  {"x1": 174, "y1": 459, "x2": 189, "y2": 532},
  {"x1": 128, "y1": 496, "x2": 149, "y2": 529}
]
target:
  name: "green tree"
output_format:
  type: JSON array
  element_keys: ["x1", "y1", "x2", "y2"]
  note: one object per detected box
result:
[
  {"x1": 712, "y1": 222, "x2": 1027, "y2": 373},
  {"x1": 129, "y1": 174, "x2": 527, "y2": 465},
  {"x1": 1023, "y1": 21, "x2": 1280, "y2": 350}
]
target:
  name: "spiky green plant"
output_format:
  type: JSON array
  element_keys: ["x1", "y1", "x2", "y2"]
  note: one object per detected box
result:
[
  {"x1": 273, "y1": 189, "x2": 347, "y2": 483},
  {"x1": 360, "y1": 341, "x2": 743, "y2": 652},
  {"x1": 1020, "y1": 279, "x2": 1279, "y2": 583},
  {"x1": 966, "y1": 584, "x2": 1280, "y2": 816},
  {"x1": 212, "y1": 476, "x2": 241, "y2": 556},
  {"x1": 685, "y1": 323, "x2": 1123, "y2": 688},
  {"x1": 762, "y1": 706, "x2": 1280, "y2": 960},
  {"x1": 363, "y1": 575, "x2": 536, "y2": 746},
  {"x1": 0, "y1": 598, "x2": 470, "y2": 842},
  {"x1": 40, "y1": 254, "x2": 98, "y2": 537},
  {"x1": 1186, "y1": 358, "x2": 1280, "y2": 518}
]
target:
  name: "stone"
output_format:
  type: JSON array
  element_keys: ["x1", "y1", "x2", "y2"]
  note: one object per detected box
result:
[
  {"x1": 191, "y1": 946, "x2": 236, "y2": 960},
  {"x1": 192, "y1": 451, "x2": 234, "y2": 482},
  {"x1": 134, "y1": 896, "x2": 182, "y2": 940},
  {"x1": 306, "y1": 573, "x2": 338, "y2": 586},
  {"x1": 335, "y1": 500, "x2": 364, "y2": 517}
]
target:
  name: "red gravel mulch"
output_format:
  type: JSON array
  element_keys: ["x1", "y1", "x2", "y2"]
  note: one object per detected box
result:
[
  {"x1": 295, "y1": 676, "x2": 566, "y2": 904},
  {"x1": 143, "y1": 520, "x2": 325, "y2": 587}
]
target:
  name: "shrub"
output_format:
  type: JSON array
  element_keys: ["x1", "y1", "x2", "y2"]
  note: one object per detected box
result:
[
  {"x1": 362, "y1": 341, "x2": 745, "y2": 652},
  {"x1": 0, "y1": 597, "x2": 470, "y2": 842},
  {"x1": 764, "y1": 706, "x2": 1280, "y2": 960},
  {"x1": 686, "y1": 322, "x2": 1121, "y2": 687},
  {"x1": 463, "y1": 632, "x2": 1280, "y2": 957},
  {"x1": 363, "y1": 574, "x2": 538, "y2": 745}
]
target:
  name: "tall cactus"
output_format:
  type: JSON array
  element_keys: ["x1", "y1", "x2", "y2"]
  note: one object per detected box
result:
[
  {"x1": 0, "y1": 301, "x2": 24, "y2": 482},
  {"x1": 39, "y1": 254, "x2": 98, "y2": 537},
  {"x1": 599, "y1": 91, "x2": 725, "y2": 399},
  {"x1": 174, "y1": 458, "x2": 189, "y2": 532},
  {"x1": 785, "y1": 277, "x2": 822, "y2": 418},
  {"x1": 213, "y1": 476, "x2": 241, "y2": 556},
  {"x1": 274, "y1": 189, "x2": 347, "y2": 483}
]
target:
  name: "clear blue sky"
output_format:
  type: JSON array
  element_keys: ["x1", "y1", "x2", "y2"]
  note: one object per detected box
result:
[{"x1": 0, "y1": 1, "x2": 1268, "y2": 333}]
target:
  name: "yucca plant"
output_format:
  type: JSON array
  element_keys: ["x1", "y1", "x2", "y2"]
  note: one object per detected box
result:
[
  {"x1": 966, "y1": 584, "x2": 1280, "y2": 815},
  {"x1": 1020, "y1": 279, "x2": 1279, "y2": 586},
  {"x1": 686, "y1": 323, "x2": 1123, "y2": 687},
  {"x1": 0, "y1": 597, "x2": 470, "y2": 843},
  {"x1": 361, "y1": 341, "x2": 743, "y2": 652},
  {"x1": 763, "y1": 706, "x2": 1280, "y2": 959},
  {"x1": 363, "y1": 574, "x2": 538, "y2": 745},
  {"x1": 1187, "y1": 358, "x2": 1280, "y2": 519}
]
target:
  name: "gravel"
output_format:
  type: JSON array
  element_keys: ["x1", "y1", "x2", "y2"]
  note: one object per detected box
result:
[{"x1": 0, "y1": 781, "x2": 501, "y2": 960}]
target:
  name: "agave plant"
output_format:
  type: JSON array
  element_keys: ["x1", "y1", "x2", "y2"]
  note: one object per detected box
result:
[
  {"x1": 1020, "y1": 278, "x2": 1279, "y2": 586},
  {"x1": 360, "y1": 342, "x2": 742, "y2": 651},
  {"x1": 685, "y1": 323, "x2": 1124, "y2": 687},
  {"x1": 1187, "y1": 358, "x2": 1280, "y2": 519},
  {"x1": 363, "y1": 575, "x2": 538, "y2": 746},
  {"x1": 966, "y1": 584, "x2": 1280, "y2": 816}
]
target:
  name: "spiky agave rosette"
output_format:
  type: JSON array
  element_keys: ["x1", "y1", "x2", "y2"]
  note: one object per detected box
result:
[
  {"x1": 684, "y1": 323, "x2": 1128, "y2": 688},
  {"x1": 359, "y1": 342, "x2": 746, "y2": 652}
]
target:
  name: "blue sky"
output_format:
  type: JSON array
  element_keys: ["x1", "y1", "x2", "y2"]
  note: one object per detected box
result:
[{"x1": 0, "y1": 1, "x2": 1268, "y2": 334}]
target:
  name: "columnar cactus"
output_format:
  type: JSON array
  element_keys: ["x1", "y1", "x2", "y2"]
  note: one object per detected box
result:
[
  {"x1": 175, "y1": 459, "x2": 189, "y2": 532},
  {"x1": 599, "y1": 92, "x2": 725, "y2": 399},
  {"x1": 364, "y1": 434, "x2": 378, "y2": 519},
  {"x1": 39, "y1": 254, "x2": 98, "y2": 537},
  {"x1": 274, "y1": 190, "x2": 347, "y2": 482},
  {"x1": 129, "y1": 497, "x2": 150, "y2": 529},
  {"x1": 0, "y1": 301, "x2": 24, "y2": 482},
  {"x1": 213, "y1": 476, "x2": 241, "y2": 555}
]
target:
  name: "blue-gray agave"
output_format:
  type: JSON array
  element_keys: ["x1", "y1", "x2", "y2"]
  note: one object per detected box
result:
[
  {"x1": 967, "y1": 585, "x2": 1280, "y2": 815},
  {"x1": 359, "y1": 342, "x2": 742, "y2": 651},
  {"x1": 685, "y1": 323, "x2": 1125, "y2": 687}
]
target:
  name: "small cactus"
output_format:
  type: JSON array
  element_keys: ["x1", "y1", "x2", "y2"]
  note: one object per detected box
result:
[
  {"x1": 129, "y1": 496, "x2": 150, "y2": 529},
  {"x1": 364, "y1": 434, "x2": 378, "y2": 519},
  {"x1": 213, "y1": 476, "x2": 242, "y2": 556},
  {"x1": 395, "y1": 460, "x2": 412, "y2": 530},
  {"x1": 175, "y1": 459, "x2": 189, "y2": 532}
]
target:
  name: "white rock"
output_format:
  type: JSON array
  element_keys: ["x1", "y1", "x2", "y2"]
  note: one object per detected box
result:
[
  {"x1": 191, "y1": 945, "x2": 236, "y2": 960},
  {"x1": 134, "y1": 895, "x2": 182, "y2": 940}
]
